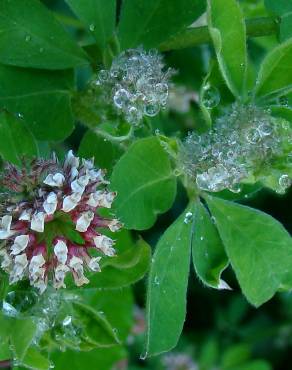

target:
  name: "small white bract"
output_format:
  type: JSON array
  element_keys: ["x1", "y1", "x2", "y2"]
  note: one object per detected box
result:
[
  {"x1": 0, "y1": 151, "x2": 122, "y2": 293},
  {"x1": 95, "y1": 47, "x2": 174, "y2": 125}
]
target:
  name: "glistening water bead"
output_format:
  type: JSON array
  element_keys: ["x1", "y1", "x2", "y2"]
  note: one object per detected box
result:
[
  {"x1": 95, "y1": 47, "x2": 174, "y2": 125},
  {"x1": 180, "y1": 103, "x2": 292, "y2": 193}
]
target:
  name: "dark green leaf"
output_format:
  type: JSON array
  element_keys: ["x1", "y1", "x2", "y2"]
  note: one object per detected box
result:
[
  {"x1": 144, "y1": 204, "x2": 194, "y2": 357},
  {"x1": 65, "y1": 0, "x2": 116, "y2": 51},
  {"x1": 255, "y1": 39, "x2": 292, "y2": 98},
  {"x1": 280, "y1": 12, "x2": 292, "y2": 42},
  {"x1": 111, "y1": 137, "x2": 177, "y2": 230},
  {"x1": 78, "y1": 129, "x2": 124, "y2": 173},
  {"x1": 207, "y1": 0, "x2": 247, "y2": 98},
  {"x1": 0, "y1": 65, "x2": 74, "y2": 141},
  {"x1": 0, "y1": 111, "x2": 37, "y2": 165},
  {"x1": 264, "y1": 0, "x2": 292, "y2": 15},
  {"x1": 192, "y1": 201, "x2": 229, "y2": 289},
  {"x1": 0, "y1": 0, "x2": 89, "y2": 69},
  {"x1": 118, "y1": 0, "x2": 206, "y2": 49},
  {"x1": 206, "y1": 196, "x2": 292, "y2": 306},
  {"x1": 51, "y1": 347, "x2": 126, "y2": 370}
]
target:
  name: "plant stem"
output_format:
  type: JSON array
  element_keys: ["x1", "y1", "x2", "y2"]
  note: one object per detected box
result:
[{"x1": 159, "y1": 16, "x2": 278, "y2": 51}]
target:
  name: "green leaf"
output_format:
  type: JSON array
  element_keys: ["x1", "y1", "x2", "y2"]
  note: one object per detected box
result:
[
  {"x1": 118, "y1": 0, "x2": 206, "y2": 50},
  {"x1": 192, "y1": 201, "x2": 229, "y2": 289},
  {"x1": 72, "y1": 301, "x2": 120, "y2": 347},
  {"x1": 206, "y1": 196, "x2": 292, "y2": 307},
  {"x1": 207, "y1": 0, "x2": 247, "y2": 98},
  {"x1": 85, "y1": 238, "x2": 151, "y2": 289},
  {"x1": 0, "y1": 0, "x2": 89, "y2": 69},
  {"x1": 21, "y1": 348, "x2": 51, "y2": 370},
  {"x1": 280, "y1": 12, "x2": 292, "y2": 42},
  {"x1": 78, "y1": 129, "x2": 124, "y2": 173},
  {"x1": 0, "y1": 65, "x2": 74, "y2": 141},
  {"x1": 76, "y1": 288, "x2": 133, "y2": 342},
  {"x1": 0, "y1": 111, "x2": 38, "y2": 165},
  {"x1": 255, "y1": 39, "x2": 292, "y2": 98},
  {"x1": 271, "y1": 105, "x2": 292, "y2": 123},
  {"x1": 11, "y1": 317, "x2": 37, "y2": 361},
  {"x1": 144, "y1": 204, "x2": 194, "y2": 357},
  {"x1": 111, "y1": 137, "x2": 177, "y2": 230},
  {"x1": 51, "y1": 347, "x2": 126, "y2": 370},
  {"x1": 264, "y1": 0, "x2": 292, "y2": 15},
  {"x1": 65, "y1": 0, "x2": 116, "y2": 51}
]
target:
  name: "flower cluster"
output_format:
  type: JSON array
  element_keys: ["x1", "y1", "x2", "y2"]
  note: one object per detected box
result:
[
  {"x1": 94, "y1": 47, "x2": 174, "y2": 125},
  {"x1": 0, "y1": 151, "x2": 121, "y2": 293},
  {"x1": 180, "y1": 103, "x2": 292, "y2": 193}
]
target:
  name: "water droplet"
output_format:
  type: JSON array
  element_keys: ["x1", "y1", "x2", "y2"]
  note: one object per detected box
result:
[
  {"x1": 39, "y1": 47, "x2": 44, "y2": 53},
  {"x1": 62, "y1": 316, "x2": 72, "y2": 326},
  {"x1": 144, "y1": 101, "x2": 160, "y2": 117},
  {"x1": 202, "y1": 85, "x2": 220, "y2": 109},
  {"x1": 89, "y1": 24, "x2": 96, "y2": 32},
  {"x1": 200, "y1": 236, "x2": 204, "y2": 241},
  {"x1": 245, "y1": 128, "x2": 261, "y2": 144},
  {"x1": 154, "y1": 276, "x2": 160, "y2": 285},
  {"x1": 278, "y1": 95, "x2": 289, "y2": 107},
  {"x1": 184, "y1": 212, "x2": 193, "y2": 224},
  {"x1": 113, "y1": 88, "x2": 130, "y2": 109},
  {"x1": 98, "y1": 69, "x2": 109, "y2": 82},
  {"x1": 278, "y1": 174, "x2": 291, "y2": 192},
  {"x1": 25, "y1": 35, "x2": 31, "y2": 42}
]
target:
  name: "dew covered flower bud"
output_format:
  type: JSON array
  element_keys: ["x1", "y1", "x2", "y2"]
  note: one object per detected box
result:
[
  {"x1": 0, "y1": 151, "x2": 122, "y2": 293},
  {"x1": 94, "y1": 47, "x2": 174, "y2": 125},
  {"x1": 180, "y1": 103, "x2": 292, "y2": 193}
]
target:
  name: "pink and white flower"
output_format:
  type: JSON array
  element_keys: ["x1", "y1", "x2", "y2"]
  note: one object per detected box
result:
[{"x1": 0, "y1": 151, "x2": 122, "y2": 293}]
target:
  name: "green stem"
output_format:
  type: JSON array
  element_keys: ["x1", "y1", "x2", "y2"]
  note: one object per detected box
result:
[{"x1": 159, "y1": 16, "x2": 279, "y2": 51}]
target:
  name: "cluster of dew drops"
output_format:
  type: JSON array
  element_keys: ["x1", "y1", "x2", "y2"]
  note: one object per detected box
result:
[
  {"x1": 181, "y1": 103, "x2": 292, "y2": 193},
  {"x1": 94, "y1": 47, "x2": 174, "y2": 125}
]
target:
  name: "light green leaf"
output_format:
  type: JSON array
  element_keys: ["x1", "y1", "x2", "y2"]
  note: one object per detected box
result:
[
  {"x1": 78, "y1": 129, "x2": 124, "y2": 173},
  {"x1": 206, "y1": 196, "x2": 292, "y2": 307},
  {"x1": 144, "y1": 204, "x2": 194, "y2": 357},
  {"x1": 111, "y1": 137, "x2": 177, "y2": 230},
  {"x1": 65, "y1": 0, "x2": 116, "y2": 51},
  {"x1": 0, "y1": 0, "x2": 89, "y2": 69},
  {"x1": 271, "y1": 106, "x2": 292, "y2": 123},
  {"x1": 21, "y1": 348, "x2": 51, "y2": 370},
  {"x1": 255, "y1": 39, "x2": 292, "y2": 98},
  {"x1": 207, "y1": 0, "x2": 247, "y2": 98},
  {"x1": 118, "y1": 0, "x2": 206, "y2": 50},
  {"x1": 192, "y1": 201, "x2": 229, "y2": 289},
  {"x1": 76, "y1": 288, "x2": 133, "y2": 342},
  {"x1": 0, "y1": 111, "x2": 38, "y2": 165},
  {"x1": 0, "y1": 65, "x2": 74, "y2": 141},
  {"x1": 11, "y1": 317, "x2": 37, "y2": 361},
  {"x1": 72, "y1": 301, "x2": 120, "y2": 347}
]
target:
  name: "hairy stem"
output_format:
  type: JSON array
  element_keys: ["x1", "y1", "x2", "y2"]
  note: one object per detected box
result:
[{"x1": 159, "y1": 16, "x2": 279, "y2": 51}]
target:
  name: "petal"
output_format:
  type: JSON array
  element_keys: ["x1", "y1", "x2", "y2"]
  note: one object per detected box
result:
[
  {"x1": 54, "y1": 240, "x2": 68, "y2": 264},
  {"x1": 93, "y1": 235, "x2": 115, "y2": 256},
  {"x1": 10, "y1": 235, "x2": 30, "y2": 255},
  {"x1": 43, "y1": 173, "x2": 65, "y2": 187},
  {"x1": 62, "y1": 193, "x2": 82, "y2": 212},
  {"x1": 88, "y1": 257, "x2": 101, "y2": 272},
  {"x1": 75, "y1": 211, "x2": 94, "y2": 232},
  {"x1": 31, "y1": 212, "x2": 45, "y2": 233},
  {"x1": 19, "y1": 209, "x2": 32, "y2": 221},
  {"x1": 64, "y1": 150, "x2": 80, "y2": 169},
  {"x1": 43, "y1": 192, "x2": 58, "y2": 215}
]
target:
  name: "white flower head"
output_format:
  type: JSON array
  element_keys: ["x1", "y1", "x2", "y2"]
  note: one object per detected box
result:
[
  {"x1": 88, "y1": 256, "x2": 101, "y2": 272},
  {"x1": 69, "y1": 256, "x2": 89, "y2": 287},
  {"x1": 54, "y1": 264, "x2": 70, "y2": 289},
  {"x1": 43, "y1": 173, "x2": 65, "y2": 188},
  {"x1": 87, "y1": 191, "x2": 116, "y2": 208},
  {"x1": 31, "y1": 212, "x2": 45, "y2": 233},
  {"x1": 71, "y1": 175, "x2": 90, "y2": 194},
  {"x1": 76, "y1": 211, "x2": 94, "y2": 232},
  {"x1": 10, "y1": 235, "x2": 29, "y2": 255},
  {"x1": 19, "y1": 209, "x2": 32, "y2": 221},
  {"x1": 65, "y1": 150, "x2": 80, "y2": 169}
]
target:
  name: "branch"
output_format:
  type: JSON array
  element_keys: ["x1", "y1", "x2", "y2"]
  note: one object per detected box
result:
[{"x1": 159, "y1": 16, "x2": 278, "y2": 51}]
